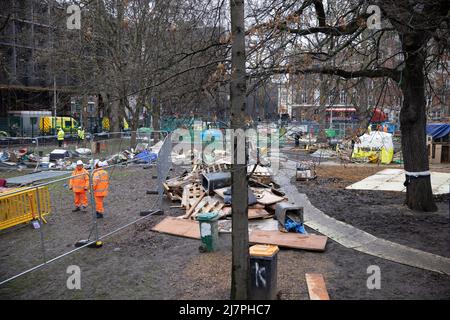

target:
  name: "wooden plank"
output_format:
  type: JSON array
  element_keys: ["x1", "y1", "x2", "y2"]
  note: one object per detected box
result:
[
  {"x1": 181, "y1": 185, "x2": 189, "y2": 207},
  {"x1": 249, "y1": 230, "x2": 327, "y2": 252},
  {"x1": 208, "y1": 201, "x2": 225, "y2": 215},
  {"x1": 152, "y1": 216, "x2": 200, "y2": 239},
  {"x1": 248, "y1": 208, "x2": 271, "y2": 219},
  {"x1": 249, "y1": 203, "x2": 265, "y2": 209},
  {"x1": 191, "y1": 200, "x2": 207, "y2": 218},
  {"x1": 305, "y1": 274, "x2": 330, "y2": 300}
]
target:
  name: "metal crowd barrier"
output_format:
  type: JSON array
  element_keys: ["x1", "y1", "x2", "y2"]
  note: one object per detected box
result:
[{"x1": 0, "y1": 186, "x2": 51, "y2": 230}]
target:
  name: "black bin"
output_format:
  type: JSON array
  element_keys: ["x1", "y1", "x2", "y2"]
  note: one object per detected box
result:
[{"x1": 249, "y1": 244, "x2": 279, "y2": 300}]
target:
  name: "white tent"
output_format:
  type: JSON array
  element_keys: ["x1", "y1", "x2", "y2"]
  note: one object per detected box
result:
[{"x1": 352, "y1": 131, "x2": 394, "y2": 164}]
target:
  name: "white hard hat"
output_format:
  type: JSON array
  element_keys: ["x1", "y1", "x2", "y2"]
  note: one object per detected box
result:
[
  {"x1": 76, "y1": 160, "x2": 83, "y2": 165},
  {"x1": 94, "y1": 159, "x2": 100, "y2": 167}
]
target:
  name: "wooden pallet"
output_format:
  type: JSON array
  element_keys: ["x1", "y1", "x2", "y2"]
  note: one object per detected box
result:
[
  {"x1": 163, "y1": 183, "x2": 182, "y2": 201},
  {"x1": 203, "y1": 163, "x2": 231, "y2": 174},
  {"x1": 181, "y1": 183, "x2": 204, "y2": 209},
  {"x1": 188, "y1": 195, "x2": 225, "y2": 219},
  {"x1": 252, "y1": 171, "x2": 272, "y2": 184}
]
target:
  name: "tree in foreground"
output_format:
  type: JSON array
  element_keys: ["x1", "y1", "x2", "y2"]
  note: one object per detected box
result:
[{"x1": 246, "y1": 0, "x2": 449, "y2": 211}]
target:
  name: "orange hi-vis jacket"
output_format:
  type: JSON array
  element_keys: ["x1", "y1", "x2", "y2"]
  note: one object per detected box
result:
[
  {"x1": 93, "y1": 169, "x2": 109, "y2": 197},
  {"x1": 69, "y1": 168, "x2": 89, "y2": 193}
]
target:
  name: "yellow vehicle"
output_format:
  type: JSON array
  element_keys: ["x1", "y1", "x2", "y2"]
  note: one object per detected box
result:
[{"x1": 39, "y1": 116, "x2": 79, "y2": 134}]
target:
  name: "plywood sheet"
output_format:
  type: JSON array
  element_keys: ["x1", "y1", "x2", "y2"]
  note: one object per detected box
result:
[
  {"x1": 346, "y1": 169, "x2": 450, "y2": 195},
  {"x1": 152, "y1": 216, "x2": 200, "y2": 239},
  {"x1": 305, "y1": 273, "x2": 330, "y2": 300},
  {"x1": 249, "y1": 230, "x2": 327, "y2": 251}
]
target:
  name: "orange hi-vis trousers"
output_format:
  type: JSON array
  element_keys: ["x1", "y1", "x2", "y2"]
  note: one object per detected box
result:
[
  {"x1": 74, "y1": 191, "x2": 88, "y2": 208},
  {"x1": 95, "y1": 196, "x2": 105, "y2": 213}
]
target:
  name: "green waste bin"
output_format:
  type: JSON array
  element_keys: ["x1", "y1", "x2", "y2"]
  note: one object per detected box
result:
[{"x1": 196, "y1": 212, "x2": 219, "y2": 252}]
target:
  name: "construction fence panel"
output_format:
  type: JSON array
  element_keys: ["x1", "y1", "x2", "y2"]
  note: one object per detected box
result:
[
  {"x1": 0, "y1": 131, "x2": 169, "y2": 286},
  {"x1": 156, "y1": 133, "x2": 173, "y2": 208},
  {"x1": 93, "y1": 131, "x2": 169, "y2": 240}
]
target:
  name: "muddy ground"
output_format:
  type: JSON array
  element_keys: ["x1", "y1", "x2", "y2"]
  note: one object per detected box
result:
[
  {"x1": 1, "y1": 156, "x2": 450, "y2": 299},
  {"x1": 293, "y1": 164, "x2": 450, "y2": 258}
]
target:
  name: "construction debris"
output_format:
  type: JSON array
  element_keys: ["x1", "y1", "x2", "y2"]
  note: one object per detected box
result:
[
  {"x1": 162, "y1": 161, "x2": 290, "y2": 221},
  {"x1": 150, "y1": 159, "x2": 331, "y2": 253},
  {"x1": 154, "y1": 159, "x2": 328, "y2": 252},
  {"x1": 296, "y1": 161, "x2": 317, "y2": 181}
]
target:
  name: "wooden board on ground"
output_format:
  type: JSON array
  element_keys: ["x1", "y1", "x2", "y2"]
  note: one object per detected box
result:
[
  {"x1": 249, "y1": 230, "x2": 327, "y2": 251},
  {"x1": 152, "y1": 216, "x2": 200, "y2": 239},
  {"x1": 305, "y1": 273, "x2": 330, "y2": 300}
]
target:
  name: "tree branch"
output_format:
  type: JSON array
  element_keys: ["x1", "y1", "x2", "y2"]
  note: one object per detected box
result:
[{"x1": 254, "y1": 66, "x2": 401, "y2": 82}]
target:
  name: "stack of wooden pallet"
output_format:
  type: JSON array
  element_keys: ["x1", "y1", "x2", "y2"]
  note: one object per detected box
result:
[
  {"x1": 163, "y1": 172, "x2": 195, "y2": 201},
  {"x1": 163, "y1": 162, "x2": 290, "y2": 221}
]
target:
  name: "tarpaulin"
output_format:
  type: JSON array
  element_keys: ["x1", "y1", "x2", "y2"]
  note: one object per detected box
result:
[
  {"x1": 284, "y1": 217, "x2": 307, "y2": 234},
  {"x1": 426, "y1": 123, "x2": 450, "y2": 139},
  {"x1": 135, "y1": 150, "x2": 157, "y2": 163}
]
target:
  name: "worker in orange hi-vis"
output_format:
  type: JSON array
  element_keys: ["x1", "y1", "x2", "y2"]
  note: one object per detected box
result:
[
  {"x1": 93, "y1": 160, "x2": 109, "y2": 219},
  {"x1": 69, "y1": 160, "x2": 89, "y2": 212}
]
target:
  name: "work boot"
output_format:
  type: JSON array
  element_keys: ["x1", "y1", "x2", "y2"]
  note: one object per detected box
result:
[
  {"x1": 81, "y1": 206, "x2": 87, "y2": 212},
  {"x1": 72, "y1": 207, "x2": 81, "y2": 212},
  {"x1": 96, "y1": 212, "x2": 103, "y2": 219}
]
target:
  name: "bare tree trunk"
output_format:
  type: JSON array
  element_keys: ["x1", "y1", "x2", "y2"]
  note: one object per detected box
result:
[
  {"x1": 130, "y1": 94, "x2": 144, "y2": 147},
  {"x1": 400, "y1": 34, "x2": 437, "y2": 212},
  {"x1": 152, "y1": 102, "x2": 160, "y2": 131},
  {"x1": 152, "y1": 97, "x2": 161, "y2": 142},
  {"x1": 130, "y1": 109, "x2": 139, "y2": 147},
  {"x1": 230, "y1": 0, "x2": 249, "y2": 300}
]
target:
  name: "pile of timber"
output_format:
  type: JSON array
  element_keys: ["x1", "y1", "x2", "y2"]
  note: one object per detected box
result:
[{"x1": 163, "y1": 163, "x2": 288, "y2": 221}]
